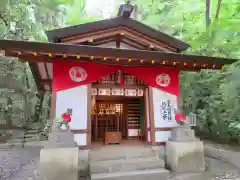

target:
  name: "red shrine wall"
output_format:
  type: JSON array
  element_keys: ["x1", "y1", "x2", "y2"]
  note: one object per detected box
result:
[{"x1": 52, "y1": 60, "x2": 181, "y2": 148}]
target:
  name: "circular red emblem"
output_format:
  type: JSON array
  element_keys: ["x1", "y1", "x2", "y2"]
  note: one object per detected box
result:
[
  {"x1": 156, "y1": 74, "x2": 171, "y2": 87},
  {"x1": 69, "y1": 67, "x2": 87, "y2": 82}
]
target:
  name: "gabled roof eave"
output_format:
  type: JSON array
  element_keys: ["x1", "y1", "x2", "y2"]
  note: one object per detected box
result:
[{"x1": 46, "y1": 17, "x2": 190, "y2": 52}]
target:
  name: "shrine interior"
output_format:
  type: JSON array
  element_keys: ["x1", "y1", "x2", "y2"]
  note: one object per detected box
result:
[{"x1": 91, "y1": 72, "x2": 147, "y2": 145}]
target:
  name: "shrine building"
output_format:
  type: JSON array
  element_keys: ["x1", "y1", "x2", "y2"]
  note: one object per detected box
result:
[{"x1": 0, "y1": 4, "x2": 237, "y2": 150}]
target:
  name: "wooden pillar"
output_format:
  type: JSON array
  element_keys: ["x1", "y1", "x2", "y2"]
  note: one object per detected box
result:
[
  {"x1": 177, "y1": 96, "x2": 181, "y2": 111},
  {"x1": 148, "y1": 87, "x2": 155, "y2": 145},
  {"x1": 93, "y1": 116, "x2": 96, "y2": 141},
  {"x1": 50, "y1": 91, "x2": 56, "y2": 121},
  {"x1": 87, "y1": 84, "x2": 92, "y2": 149},
  {"x1": 144, "y1": 88, "x2": 149, "y2": 143}
]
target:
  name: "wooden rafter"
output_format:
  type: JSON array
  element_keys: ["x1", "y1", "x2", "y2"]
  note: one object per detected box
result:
[{"x1": 28, "y1": 63, "x2": 44, "y2": 90}]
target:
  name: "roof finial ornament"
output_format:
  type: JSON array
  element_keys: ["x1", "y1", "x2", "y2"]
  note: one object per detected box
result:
[{"x1": 117, "y1": 1, "x2": 134, "y2": 18}]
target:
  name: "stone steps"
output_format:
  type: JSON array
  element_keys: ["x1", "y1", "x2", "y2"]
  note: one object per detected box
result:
[
  {"x1": 7, "y1": 129, "x2": 48, "y2": 145},
  {"x1": 90, "y1": 157, "x2": 165, "y2": 174},
  {"x1": 91, "y1": 168, "x2": 170, "y2": 180},
  {"x1": 90, "y1": 146, "x2": 169, "y2": 180},
  {"x1": 90, "y1": 147, "x2": 158, "y2": 162}
]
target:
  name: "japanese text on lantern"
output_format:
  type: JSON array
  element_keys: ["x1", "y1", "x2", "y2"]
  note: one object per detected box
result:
[{"x1": 160, "y1": 100, "x2": 173, "y2": 121}]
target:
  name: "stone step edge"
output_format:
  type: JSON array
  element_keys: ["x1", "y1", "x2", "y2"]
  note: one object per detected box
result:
[
  {"x1": 90, "y1": 155, "x2": 159, "y2": 162},
  {"x1": 91, "y1": 168, "x2": 170, "y2": 179},
  {"x1": 90, "y1": 156, "x2": 161, "y2": 166}
]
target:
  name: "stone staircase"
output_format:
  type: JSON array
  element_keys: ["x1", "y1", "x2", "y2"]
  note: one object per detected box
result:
[
  {"x1": 7, "y1": 129, "x2": 48, "y2": 145},
  {"x1": 89, "y1": 146, "x2": 170, "y2": 180}
]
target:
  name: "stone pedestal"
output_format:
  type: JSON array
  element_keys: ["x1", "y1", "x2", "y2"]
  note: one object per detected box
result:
[
  {"x1": 44, "y1": 131, "x2": 77, "y2": 149},
  {"x1": 40, "y1": 147, "x2": 79, "y2": 180},
  {"x1": 166, "y1": 126, "x2": 205, "y2": 173},
  {"x1": 170, "y1": 126, "x2": 196, "y2": 141},
  {"x1": 166, "y1": 140, "x2": 205, "y2": 173},
  {"x1": 39, "y1": 130, "x2": 79, "y2": 180}
]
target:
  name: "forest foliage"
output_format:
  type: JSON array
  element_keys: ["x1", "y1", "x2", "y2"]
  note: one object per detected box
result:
[
  {"x1": 0, "y1": 0, "x2": 95, "y2": 132},
  {"x1": 133, "y1": 0, "x2": 240, "y2": 143},
  {"x1": 0, "y1": 0, "x2": 240, "y2": 143}
]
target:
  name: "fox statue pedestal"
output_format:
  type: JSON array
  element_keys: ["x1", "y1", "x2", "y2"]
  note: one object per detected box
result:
[
  {"x1": 40, "y1": 147, "x2": 79, "y2": 180},
  {"x1": 166, "y1": 122, "x2": 205, "y2": 173},
  {"x1": 44, "y1": 131, "x2": 77, "y2": 149},
  {"x1": 39, "y1": 126, "x2": 79, "y2": 180}
]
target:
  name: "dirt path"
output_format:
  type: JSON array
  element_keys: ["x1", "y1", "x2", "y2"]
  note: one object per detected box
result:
[{"x1": 203, "y1": 140, "x2": 240, "y2": 152}]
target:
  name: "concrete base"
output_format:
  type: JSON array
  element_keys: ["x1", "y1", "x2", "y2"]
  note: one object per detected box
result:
[
  {"x1": 39, "y1": 147, "x2": 79, "y2": 180},
  {"x1": 166, "y1": 140, "x2": 205, "y2": 173}
]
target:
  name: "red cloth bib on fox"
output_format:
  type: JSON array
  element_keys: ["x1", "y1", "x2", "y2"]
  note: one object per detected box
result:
[
  {"x1": 61, "y1": 113, "x2": 71, "y2": 122},
  {"x1": 175, "y1": 112, "x2": 187, "y2": 121}
]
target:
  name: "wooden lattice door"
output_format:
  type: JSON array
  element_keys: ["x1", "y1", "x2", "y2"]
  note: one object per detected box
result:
[{"x1": 91, "y1": 102, "x2": 127, "y2": 141}]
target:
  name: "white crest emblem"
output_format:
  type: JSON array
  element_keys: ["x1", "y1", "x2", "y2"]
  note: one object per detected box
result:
[
  {"x1": 156, "y1": 73, "x2": 171, "y2": 87},
  {"x1": 69, "y1": 67, "x2": 87, "y2": 82}
]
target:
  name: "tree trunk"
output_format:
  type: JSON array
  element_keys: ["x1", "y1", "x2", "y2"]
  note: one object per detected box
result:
[
  {"x1": 205, "y1": 0, "x2": 211, "y2": 28},
  {"x1": 215, "y1": 0, "x2": 222, "y2": 20}
]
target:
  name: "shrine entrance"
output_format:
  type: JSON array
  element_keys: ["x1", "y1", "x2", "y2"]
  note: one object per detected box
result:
[{"x1": 91, "y1": 72, "x2": 147, "y2": 145}]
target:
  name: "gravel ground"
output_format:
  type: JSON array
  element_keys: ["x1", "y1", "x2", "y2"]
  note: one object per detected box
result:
[
  {"x1": 170, "y1": 172, "x2": 240, "y2": 180},
  {"x1": 0, "y1": 144, "x2": 240, "y2": 180},
  {"x1": 0, "y1": 146, "x2": 41, "y2": 180}
]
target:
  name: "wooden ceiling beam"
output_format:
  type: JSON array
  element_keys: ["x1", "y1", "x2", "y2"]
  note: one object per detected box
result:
[
  {"x1": 43, "y1": 63, "x2": 50, "y2": 80},
  {"x1": 121, "y1": 40, "x2": 145, "y2": 50},
  {"x1": 122, "y1": 35, "x2": 153, "y2": 50}
]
